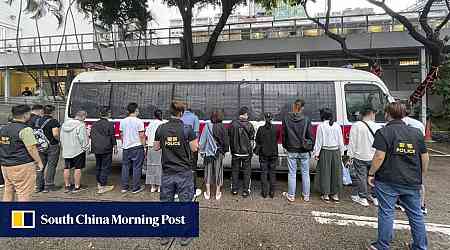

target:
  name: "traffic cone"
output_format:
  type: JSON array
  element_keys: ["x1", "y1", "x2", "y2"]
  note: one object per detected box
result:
[{"x1": 425, "y1": 119, "x2": 433, "y2": 142}]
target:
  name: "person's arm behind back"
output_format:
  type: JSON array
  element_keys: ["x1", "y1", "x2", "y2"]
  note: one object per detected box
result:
[{"x1": 20, "y1": 127, "x2": 44, "y2": 170}]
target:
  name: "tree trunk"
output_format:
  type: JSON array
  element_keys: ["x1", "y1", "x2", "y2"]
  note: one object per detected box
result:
[
  {"x1": 180, "y1": 6, "x2": 194, "y2": 69},
  {"x1": 15, "y1": 0, "x2": 39, "y2": 89},
  {"x1": 91, "y1": 1, "x2": 104, "y2": 66},
  {"x1": 196, "y1": 8, "x2": 232, "y2": 69},
  {"x1": 35, "y1": 19, "x2": 57, "y2": 100},
  {"x1": 69, "y1": 5, "x2": 84, "y2": 65}
]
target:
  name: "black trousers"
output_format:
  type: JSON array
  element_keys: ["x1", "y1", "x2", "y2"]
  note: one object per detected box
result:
[
  {"x1": 231, "y1": 156, "x2": 252, "y2": 193},
  {"x1": 96, "y1": 153, "x2": 113, "y2": 186},
  {"x1": 260, "y1": 157, "x2": 277, "y2": 195}
]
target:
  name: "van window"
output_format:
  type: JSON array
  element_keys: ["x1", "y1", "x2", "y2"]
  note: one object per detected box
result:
[
  {"x1": 69, "y1": 83, "x2": 111, "y2": 118},
  {"x1": 239, "y1": 83, "x2": 263, "y2": 120},
  {"x1": 110, "y1": 83, "x2": 173, "y2": 119},
  {"x1": 173, "y1": 83, "x2": 240, "y2": 120},
  {"x1": 263, "y1": 82, "x2": 336, "y2": 121},
  {"x1": 345, "y1": 84, "x2": 388, "y2": 122}
]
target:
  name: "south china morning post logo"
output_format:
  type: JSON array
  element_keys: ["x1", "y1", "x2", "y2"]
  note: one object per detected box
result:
[
  {"x1": 11, "y1": 210, "x2": 35, "y2": 229},
  {"x1": 1, "y1": 202, "x2": 199, "y2": 237}
]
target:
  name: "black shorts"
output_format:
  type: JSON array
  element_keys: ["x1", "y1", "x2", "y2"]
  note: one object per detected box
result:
[{"x1": 64, "y1": 152, "x2": 86, "y2": 169}]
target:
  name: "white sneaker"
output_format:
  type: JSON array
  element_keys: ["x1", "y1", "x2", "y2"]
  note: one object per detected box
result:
[
  {"x1": 195, "y1": 189, "x2": 202, "y2": 197},
  {"x1": 368, "y1": 196, "x2": 379, "y2": 206},
  {"x1": 359, "y1": 198, "x2": 370, "y2": 207},
  {"x1": 0, "y1": 184, "x2": 4, "y2": 188},
  {"x1": 351, "y1": 195, "x2": 360, "y2": 203}
]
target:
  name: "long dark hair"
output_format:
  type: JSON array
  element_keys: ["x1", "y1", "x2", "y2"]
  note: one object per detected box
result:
[{"x1": 320, "y1": 108, "x2": 334, "y2": 126}]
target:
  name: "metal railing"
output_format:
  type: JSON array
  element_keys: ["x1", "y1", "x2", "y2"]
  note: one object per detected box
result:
[{"x1": 0, "y1": 10, "x2": 449, "y2": 54}]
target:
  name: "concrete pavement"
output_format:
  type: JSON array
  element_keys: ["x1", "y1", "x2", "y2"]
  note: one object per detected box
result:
[{"x1": 1, "y1": 147, "x2": 450, "y2": 250}]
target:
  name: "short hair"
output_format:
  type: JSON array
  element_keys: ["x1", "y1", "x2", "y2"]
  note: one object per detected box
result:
[
  {"x1": 361, "y1": 106, "x2": 376, "y2": 117},
  {"x1": 127, "y1": 103, "x2": 138, "y2": 114},
  {"x1": 12, "y1": 105, "x2": 31, "y2": 118},
  {"x1": 293, "y1": 99, "x2": 305, "y2": 112},
  {"x1": 31, "y1": 104, "x2": 44, "y2": 111},
  {"x1": 384, "y1": 102, "x2": 406, "y2": 120},
  {"x1": 210, "y1": 111, "x2": 224, "y2": 123},
  {"x1": 75, "y1": 110, "x2": 87, "y2": 118},
  {"x1": 154, "y1": 109, "x2": 163, "y2": 120},
  {"x1": 99, "y1": 106, "x2": 110, "y2": 117},
  {"x1": 43, "y1": 105, "x2": 55, "y2": 115},
  {"x1": 170, "y1": 101, "x2": 186, "y2": 117},
  {"x1": 239, "y1": 107, "x2": 249, "y2": 116}
]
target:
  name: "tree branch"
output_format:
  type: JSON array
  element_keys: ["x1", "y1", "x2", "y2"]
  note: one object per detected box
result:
[
  {"x1": 302, "y1": 0, "x2": 375, "y2": 63},
  {"x1": 419, "y1": 0, "x2": 435, "y2": 38},
  {"x1": 435, "y1": 0, "x2": 450, "y2": 33},
  {"x1": 367, "y1": 0, "x2": 431, "y2": 47}
]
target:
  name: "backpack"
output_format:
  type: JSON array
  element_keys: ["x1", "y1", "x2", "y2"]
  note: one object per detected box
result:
[{"x1": 33, "y1": 118, "x2": 51, "y2": 153}]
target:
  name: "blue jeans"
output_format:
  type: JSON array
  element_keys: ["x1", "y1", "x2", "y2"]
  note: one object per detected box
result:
[
  {"x1": 121, "y1": 146, "x2": 144, "y2": 191},
  {"x1": 287, "y1": 152, "x2": 310, "y2": 199},
  {"x1": 160, "y1": 171, "x2": 194, "y2": 202},
  {"x1": 374, "y1": 181, "x2": 427, "y2": 250}
]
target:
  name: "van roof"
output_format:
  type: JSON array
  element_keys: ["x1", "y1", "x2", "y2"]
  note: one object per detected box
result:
[{"x1": 73, "y1": 67, "x2": 384, "y2": 84}]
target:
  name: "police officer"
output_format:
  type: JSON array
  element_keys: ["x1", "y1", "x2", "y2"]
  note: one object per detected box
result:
[
  {"x1": 0, "y1": 105, "x2": 44, "y2": 201},
  {"x1": 368, "y1": 102, "x2": 429, "y2": 250},
  {"x1": 154, "y1": 101, "x2": 198, "y2": 247}
]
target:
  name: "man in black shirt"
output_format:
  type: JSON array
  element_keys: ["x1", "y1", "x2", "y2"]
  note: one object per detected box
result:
[
  {"x1": 154, "y1": 101, "x2": 198, "y2": 247},
  {"x1": 91, "y1": 107, "x2": 117, "y2": 194},
  {"x1": 38, "y1": 105, "x2": 61, "y2": 192},
  {"x1": 229, "y1": 107, "x2": 255, "y2": 198},
  {"x1": 368, "y1": 102, "x2": 429, "y2": 250}
]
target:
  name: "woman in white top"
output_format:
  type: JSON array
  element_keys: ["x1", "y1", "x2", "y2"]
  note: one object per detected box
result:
[
  {"x1": 145, "y1": 109, "x2": 167, "y2": 192},
  {"x1": 313, "y1": 108, "x2": 345, "y2": 203}
]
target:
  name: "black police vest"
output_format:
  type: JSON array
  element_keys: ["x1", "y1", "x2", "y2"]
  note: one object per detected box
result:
[
  {"x1": 376, "y1": 122, "x2": 423, "y2": 187},
  {"x1": 0, "y1": 122, "x2": 35, "y2": 166}
]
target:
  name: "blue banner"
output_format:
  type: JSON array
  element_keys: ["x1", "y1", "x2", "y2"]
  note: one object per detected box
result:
[{"x1": 0, "y1": 202, "x2": 199, "y2": 237}]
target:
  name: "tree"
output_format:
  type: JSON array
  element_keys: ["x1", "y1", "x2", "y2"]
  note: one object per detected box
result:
[
  {"x1": 367, "y1": 0, "x2": 450, "y2": 104},
  {"x1": 163, "y1": 0, "x2": 248, "y2": 69},
  {"x1": 77, "y1": 0, "x2": 152, "y2": 67},
  {"x1": 262, "y1": 0, "x2": 382, "y2": 76},
  {"x1": 8, "y1": 0, "x2": 64, "y2": 98}
]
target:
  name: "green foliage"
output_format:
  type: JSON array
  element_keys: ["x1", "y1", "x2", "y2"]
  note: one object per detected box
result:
[
  {"x1": 8, "y1": 0, "x2": 64, "y2": 26},
  {"x1": 433, "y1": 62, "x2": 450, "y2": 118},
  {"x1": 77, "y1": 0, "x2": 152, "y2": 30}
]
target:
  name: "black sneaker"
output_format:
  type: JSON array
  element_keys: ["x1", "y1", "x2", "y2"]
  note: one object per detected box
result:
[
  {"x1": 64, "y1": 186, "x2": 72, "y2": 193},
  {"x1": 132, "y1": 186, "x2": 145, "y2": 194},
  {"x1": 269, "y1": 192, "x2": 275, "y2": 199},
  {"x1": 35, "y1": 187, "x2": 44, "y2": 193},
  {"x1": 242, "y1": 191, "x2": 249, "y2": 198},
  {"x1": 261, "y1": 192, "x2": 267, "y2": 198},
  {"x1": 232, "y1": 191, "x2": 238, "y2": 196},
  {"x1": 421, "y1": 206, "x2": 428, "y2": 215},
  {"x1": 72, "y1": 186, "x2": 88, "y2": 193}
]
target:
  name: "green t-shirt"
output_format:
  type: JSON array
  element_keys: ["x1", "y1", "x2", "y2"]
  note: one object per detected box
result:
[{"x1": 19, "y1": 127, "x2": 37, "y2": 146}]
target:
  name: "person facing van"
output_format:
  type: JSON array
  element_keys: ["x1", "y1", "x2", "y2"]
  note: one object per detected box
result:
[
  {"x1": 120, "y1": 103, "x2": 145, "y2": 194},
  {"x1": 91, "y1": 107, "x2": 117, "y2": 194},
  {"x1": 255, "y1": 112, "x2": 279, "y2": 198},
  {"x1": 229, "y1": 107, "x2": 255, "y2": 198},
  {"x1": 154, "y1": 101, "x2": 198, "y2": 247},
  {"x1": 314, "y1": 108, "x2": 345, "y2": 203},
  {"x1": 282, "y1": 99, "x2": 313, "y2": 202},
  {"x1": 348, "y1": 107, "x2": 381, "y2": 207}
]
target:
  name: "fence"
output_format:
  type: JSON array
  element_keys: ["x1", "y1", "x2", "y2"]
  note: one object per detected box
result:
[
  {"x1": 0, "y1": 10, "x2": 449, "y2": 54},
  {"x1": 0, "y1": 97, "x2": 65, "y2": 124}
]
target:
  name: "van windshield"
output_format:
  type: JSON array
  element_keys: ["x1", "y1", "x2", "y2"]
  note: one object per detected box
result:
[{"x1": 69, "y1": 81, "x2": 336, "y2": 121}]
